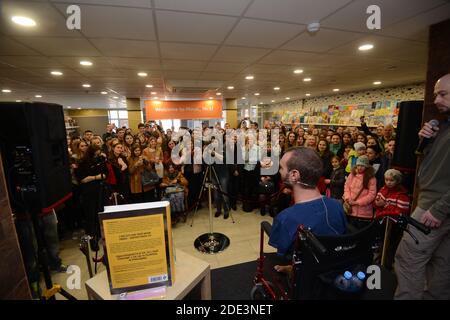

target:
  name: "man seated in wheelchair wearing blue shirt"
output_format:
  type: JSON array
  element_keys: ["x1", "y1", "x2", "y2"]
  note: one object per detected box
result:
[{"x1": 269, "y1": 147, "x2": 347, "y2": 273}]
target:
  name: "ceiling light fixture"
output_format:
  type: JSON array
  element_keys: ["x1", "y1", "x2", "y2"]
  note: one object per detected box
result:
[
  {"x1": 241, "y1": 97, "x2": 246, "y2": 99},
  {"x1": 333, "y1": 88, "x2": 340, "y2": 92},
  {"x1": 271, "y1": 100, "x2": 275, "y2": 103},
  {"x1": 138, "y1": 72, "x2": 148, "y2": 77},
  {"x1": 101, "y1": 91, "x2": 108, "y2": 95},
  {"x1": 113, "y1": 96, "x2": 118, "y2": 99},
  {"x1": 51, "y1": 71, "x2": 63, "y2": 76},
  {"x1": 373, "y1": 81, "x2": 382, "y2": 85},
  {"x1": 2, "y1": 89, "x2": 12, "y2": 93},
  {"x1": 254, "y1": 93, "x2": 260, "y2": 96},
  {"x1": 16, "y1": 100, "x2": 22, "y2": 102},
  {"x1": 82, "y1": 84, "x2": 91, "y2": 88},
  {"x1": 67, "y1": 106, "x2": 71, "y2": 109},
  {"x1": 77, "y1": 107, "x2": 82, "y2": 110},
  {"x1": 294, "y1": 69, "x2": 303, "y2": 74},
  {"x1": 227, "y1": 86, "x2": 234, "y2": 90},
  {"x1": 35, "y1": 95, "x2": 42, "y2": 98},
  {"x1": 151, "y1": 92, "x2": 157, "y2": 95},
  {"x1": 303, "y1": 78, "x2": 311, "y2": 82},
  {"x1": 285, "y1": 97, "x2": 290, "y2": 100},
  {"x1": 245, "y1": 75, "x2": 254, "y2": 80},
  {"x1": 12, "y1": 16, "x2": 36, "y2": 27},
  {"x1": 358, "y1": 44, "x2": 374, "y2": 51},
  {"x1": 216, "y1": 92, "x2": 222, "y2": 96},
  {"x1": 80, "y1": 60, "x2": 93, "y2": 66},
  {"x1": 305, "y1": 93, "x2": 311, "y2": 97},
  {"x1": 146, "y1": 84, "x2": 153, "y2": 88},
  {"x1": 273, "y1": 87, "x2": 280, "y2": 90}
]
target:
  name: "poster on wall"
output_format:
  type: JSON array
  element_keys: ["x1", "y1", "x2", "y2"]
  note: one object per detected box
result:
[
  {"x1": 144, "y1": 100, "x2": 222, "y2": 120},
  {"x1": 98, "y1": 201, "x2": 175, "y2": 295}
]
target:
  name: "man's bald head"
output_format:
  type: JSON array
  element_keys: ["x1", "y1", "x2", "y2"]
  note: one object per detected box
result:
[{"x1": 434, "y1": 73, "x2": 450, "y2": 115}]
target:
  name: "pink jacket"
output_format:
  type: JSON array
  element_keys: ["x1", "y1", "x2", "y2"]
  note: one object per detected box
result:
[{"x1": 344, "y1": 173, "x2": 377, "y2": 219}]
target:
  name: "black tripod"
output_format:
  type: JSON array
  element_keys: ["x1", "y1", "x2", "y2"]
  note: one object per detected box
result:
[{"x1": 192, "y1": 165, "x2": 233, "y2": 254}]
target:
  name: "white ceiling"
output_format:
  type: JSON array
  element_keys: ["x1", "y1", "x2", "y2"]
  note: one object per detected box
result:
[{"x1": 0, "y1": 0, "x2": 449, "y2": 109}]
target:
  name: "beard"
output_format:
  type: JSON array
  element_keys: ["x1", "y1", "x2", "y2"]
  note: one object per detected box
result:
[{"x1": 436, "y1": 103, "x2": 450, "y2": 115}]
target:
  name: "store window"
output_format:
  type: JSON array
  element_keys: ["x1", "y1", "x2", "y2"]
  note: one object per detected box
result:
[{"x1": 108, "y1": 110, "x2": 129, "y2": 128}]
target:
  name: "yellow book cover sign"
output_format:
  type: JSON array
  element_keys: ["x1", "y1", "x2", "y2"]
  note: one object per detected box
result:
[{"x1": 99, "y1": 201, "x2": 175, "y2": 295}]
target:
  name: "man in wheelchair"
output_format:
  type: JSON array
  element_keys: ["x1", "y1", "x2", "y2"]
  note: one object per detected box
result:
[{"x1": 268, "y1": 147, "x2": 347, "y2": 265}]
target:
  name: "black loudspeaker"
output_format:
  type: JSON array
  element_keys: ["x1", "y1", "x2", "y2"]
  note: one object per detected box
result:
[
  {"x1": 0, "y1": 102, "x2": 71, "y2": 213},
  {"x1": 391, "y1": 101, "x2": 424, "y2": 170},
  {"x1": 391, "y1": 101, "x2": 424, "y2": 194}
]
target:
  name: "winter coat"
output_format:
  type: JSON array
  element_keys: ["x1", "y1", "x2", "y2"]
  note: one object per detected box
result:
[
  {"x1": 374, "y1": 185, "x2": 410, "y2": 217},
  {"x1": 343, "y1": 173, "x2": 377, "y2": 219},
  {"x1": 329, "y1": 167, "x2": 346, "y2": 200}
]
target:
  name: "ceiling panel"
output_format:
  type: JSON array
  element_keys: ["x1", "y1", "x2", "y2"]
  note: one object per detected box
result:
[
  {"x1": 321, "y1": 0, "x2": 447, "y2": 32},
  {"x1": 1, "y1": 0, "x2": 81, "y2": 38},
  {"x1": 53, "y1": 4, "x2": 156, "y2": 40},
  {"x1": 204, "y1": 62, "x2": 248, "y2": 73},
  {"x1": 258, "y1": 50, "x2": 320, "y2": 66},
  {"x1": 245, "y1": 0, "x2": 353, "y2": 24},
  {"x1": 198, "y1": 72, "x2": 236, "y2": 81},
  {"x1": 282, "y1": 29, "x2": 363, "y2": 53},
  {"x1": 213, "y1": 46, "x2": 271, "y2": 63},
  {"x1": 107, "y1": 57, "x2": 161, "y2": 70},
  {"x1": 161, "y1": 60, "x2": 208, "y2": 71},
  {"x1": 93, "y1": 39, "x2": 159, "y2": 58},
  {"x1": 49, "y1": 0, "x2": 153, "y2": 8},
  {"x1": 163, "y1": 70, "x2": 202, "y2": 80},
  {"x1": 0, "y1": 55, "x2": 66, "y2": 68},
  {"x1": 0, "y1": 37, "x2": 40, "y2": 56},
  {"x1": 156, "y1": 11, "x2": 237, "y2": 44},
  {"x1": 159, "y1": 43, "x2": 217, "y2": 60},
  {"x1": 225, "y1": 19, "x2": 305, "y2": 48},
  {"x1": 154, "y1": 0, "x2": 252, "y2": 16},
  {"x1": 13, "y1": 37, "x2": 101, "y2": 56}
]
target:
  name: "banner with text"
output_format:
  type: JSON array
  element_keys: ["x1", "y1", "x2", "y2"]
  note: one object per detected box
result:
[{"x1": 145, "y1": 100, "x2": 223, "y2": 120}]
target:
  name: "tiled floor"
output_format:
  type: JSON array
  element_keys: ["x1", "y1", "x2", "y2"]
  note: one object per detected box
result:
[{"x1": 47, "y1": 205, "x2": 276, "y2": 300}]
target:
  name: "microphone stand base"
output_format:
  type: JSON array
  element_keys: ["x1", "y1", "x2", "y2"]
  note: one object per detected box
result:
[{"x1": 194, "y1": 233, "x2": 230, "y2": 254}]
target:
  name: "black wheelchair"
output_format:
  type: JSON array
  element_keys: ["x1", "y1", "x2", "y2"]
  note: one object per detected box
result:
[{"x1": 251, "y1": 215, "x2": 430, "y2": 300}]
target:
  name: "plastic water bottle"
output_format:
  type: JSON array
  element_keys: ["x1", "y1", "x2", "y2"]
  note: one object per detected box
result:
[{"x1": 334, "y1": 271, "x2": 352, "y2": 292}]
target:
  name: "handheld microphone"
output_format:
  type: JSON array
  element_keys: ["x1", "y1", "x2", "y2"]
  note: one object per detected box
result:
[{"x1": 415, "y1": 119, "x2": 439, "y2": 155}]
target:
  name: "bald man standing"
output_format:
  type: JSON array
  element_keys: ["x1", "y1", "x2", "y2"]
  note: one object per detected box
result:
[{"x1": 394, "y1": 74, "x2": 450, "y2": 300}]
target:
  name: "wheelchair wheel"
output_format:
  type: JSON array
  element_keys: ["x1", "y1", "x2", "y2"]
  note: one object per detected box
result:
[{"x1": 250, "y1": 282, "x2": 276, "y2": 300}]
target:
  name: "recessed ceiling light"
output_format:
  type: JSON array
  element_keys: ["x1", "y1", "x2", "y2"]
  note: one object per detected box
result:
[
  {"x1": 259, "y1": 102, "x2": 263, "y2": 105},
  {"x1": 305, "y1": 93, "x2": 311, "y2": 97},
  {"x1": 294, "y1": 69, "x2": 303, "y2": 74},
  {"x1": 254, "y1": 93, "x2": 260, "y2": 96},
  {"x1": 285, "y1": 97, "x2": 290, "y2": 100},
  {"x1": 2, "y1": 89, "x2": 12, "y2": 93},
  {"x1": 209, "y1": 97, "x2": 213, "y2": 99},
  {"x1": 227, "y1": 86, "x2": 234, "y2": 90},
  {"x1": 77, "y1": 107, "x2": 82, "y2": 110},
  {"x1": 241, "y1": 97, "x2": 246, "y2": 99},
  {"x1": 35, "y1": 95, "x2": 42, "y2": 98},
  {"x1": 216, "y1": 92, "x2": 222, "y2": 96},
  {"x1": 273, "y1": 87, "x2": 280, "y2": 91},
  {"x1": 113, "y1": 96, "x2": 118, "y2": 99},
  {"x1": 82, "y1": 84, "x2": 91, "y2": 88},
  {"x1": 271, "y1": 100, "x2": 275, "y2": 103},
  {"x1": 303, "y1": 78, "x2": 312, "y2": 82},
  {"x1": 151, "y1": 92, "x2": 157, "y2": 95},
  {"x1": 80, "y1": 60, "x2": 93, "y2": 66},
  {"x1": 245, "y1": 75, "x2": 254, "y2": 80},
  {"x1": 50, "y1": 71, "x2": 63, "y2": 76},
  {"x1": 358, "y1": 44, "x2": 374, "y2": 51},
  {"x1": 12, "y1": 16, "x2": 36, "y2": 27},
  {"x1": 146, "y1": 84, "x2": 153, "y2": 88},
  {"x1": 333, "y1": 88, "x2": 340, "y2": 92},
  {"x1": 373, "y1": 81, "x2": 382, "y2": 85},
  {"x1": 101, "y1": 91, "x2": 108, "y2": 95},
  {"x1": 16, "y1": 100, "x2": 22, "y2": 102},
  {"x1": 67, "y1": 106, "x2": 71, "y2": 109},
  {"x1": 138, "y1": 72, "x2": 148, "y2": 77},
  {"x1": 153, "y1": 97, "x2": 159, "y2": 100}
]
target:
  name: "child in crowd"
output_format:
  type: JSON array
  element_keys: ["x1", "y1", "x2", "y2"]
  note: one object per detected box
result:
[
  {"x1": 373, "y1": 169, "x2": 410, "y2": 269},
  {"x1": 343, "y1": 155, "x2": 377, "y2": 228},
  {"x1": 325, "y1": 156, "x2": 346, "y2": 202},
  {"x1": 345, "y1": 142, "x2": 366, "y2": 174}
]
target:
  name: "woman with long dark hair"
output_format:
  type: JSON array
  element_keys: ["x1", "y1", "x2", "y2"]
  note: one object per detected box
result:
[{"x1": 107, "y1": 142, "x2": 130, "y2": 203}]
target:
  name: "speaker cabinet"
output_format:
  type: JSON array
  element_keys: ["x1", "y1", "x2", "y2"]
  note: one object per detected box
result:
[{"x1": 0, "y1": 102, "x2": 71, "y2": 213}]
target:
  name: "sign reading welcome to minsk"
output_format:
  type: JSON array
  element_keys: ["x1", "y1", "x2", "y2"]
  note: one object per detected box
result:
[{"x1": 144, "y1": 100, "x2": 223, "y2": 120}]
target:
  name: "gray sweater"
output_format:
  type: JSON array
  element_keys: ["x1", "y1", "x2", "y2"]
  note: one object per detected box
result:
[{"x1": 417, "y1": 118, "x2": 450, "y2": 221}]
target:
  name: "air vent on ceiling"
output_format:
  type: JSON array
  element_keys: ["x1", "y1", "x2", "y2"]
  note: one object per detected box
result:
[{"x1": 172, "y1": 87, "x2": 212, "y2": 94}]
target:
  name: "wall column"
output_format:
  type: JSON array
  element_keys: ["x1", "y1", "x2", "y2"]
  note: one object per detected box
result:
[
  {"x1": 224, "y1": 98, "x2": 237, "y2": 129},
  {"x1": 126, "y1": 98, "x2": 142, "y2": 132}
]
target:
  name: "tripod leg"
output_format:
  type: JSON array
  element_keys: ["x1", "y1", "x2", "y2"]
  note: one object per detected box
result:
[
  {"x1": 210, "y1": 166, "x2": 235, "y2": 223},
  {"x1": 190, "y1": 166, "x2": 209, "y2": 227}
]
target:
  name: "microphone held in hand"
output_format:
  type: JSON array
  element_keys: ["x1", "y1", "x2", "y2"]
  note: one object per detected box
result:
[{"x1": 415, "y1": 119, "x2": 439, "y2": 155}]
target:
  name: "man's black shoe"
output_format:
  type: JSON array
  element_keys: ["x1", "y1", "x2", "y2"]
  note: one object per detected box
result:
[
  {"x1": 214, "y1": 211, "x2": 221, "y2": 217},
  {"x1": 224, "y1": 212, "x2": 229, "y2": 219}
]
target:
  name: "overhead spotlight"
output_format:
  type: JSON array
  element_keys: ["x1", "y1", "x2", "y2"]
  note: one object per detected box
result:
[
  {"x1": 227, "y1": 86, "x2": 234, "y2": 90},
  {"x1": 373, "y1": 81, "x2": 382, "y2": 85},
  {"x1": 80, "y1": 60, "x2": 93, "y2": 66},
  {"x1": 146, "y1": 84, "x2": 153, "y2": 88},
  {"x1": 285, "y1": 97, "x2": 290, "y2": 100},
  {"x1": 82, "y1": 84, "x2": 91, "y2": 88},
  {"x1": 293, "y1": 69, "x2": 303, "y2": 74},
  {"x1": 2, "y1": 89, "x2": 12, "y2": 93},
  {"x1": 254, "y1": 93, "x2": 260, "y2": 96},
  {"x1": 241, "y1": 97, "x2": 246, "y2": 99},
  {"x1": 113, "y1": 96, "x2": 118, "y2": 99},
  {"x1": 35, "y1": 95, "x2": 42, "y2": 98},
  {"x1": 333, "y1": 88, "x2": 340, "y2": 92},
  {"x1": 138, "y1": 72, "x2": 148, "y2": 77},
  {"x1": 358, "y1": 44, "x2": 374, "y2": 51},
  {"x1": 51, "y1": 71, "x2": 63, "y2": 76},
  {"x1": 303, "y1": 78, "x2": 312, "y2": 82},
  {"x1": 16, "y1": 100, "x2": 22, "y2": 102},
  {"x1": 151, "y1": 92, "x2": 157, "y2": 95},
  {"x1": 101, "y1": 91, "x2": 108, "y2": 94},
  {"x1": 305, "y1": 93, "x2": 311, "y2": 97},
  {"x1": 245, "y1": 75, "x2": 254, "y2": 80},
  {"x1": 273, "y1": 87, "x2": 280, "y2": 91},
  {"x1": 271, "y1": 100, "x2": 275, "y2": 103},
  {"x1": 12, "y1": 16, "x2": 36, "y2": 27},
  {"x1": 216, "y1": 92, "x2": 222, "y2": 96}
]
